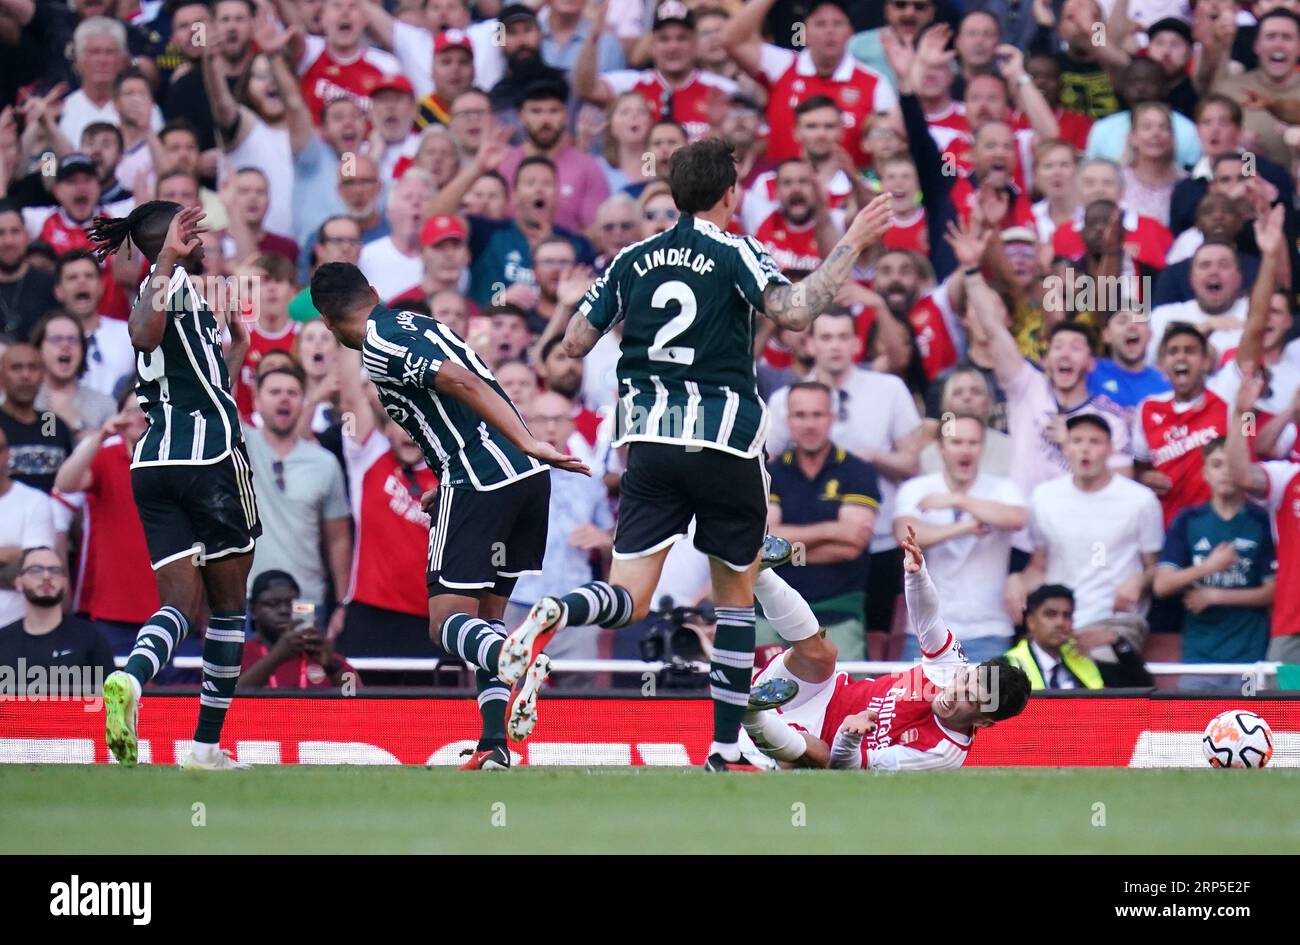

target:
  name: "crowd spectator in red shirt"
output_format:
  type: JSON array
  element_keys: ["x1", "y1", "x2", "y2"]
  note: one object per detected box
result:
[
  {"x1": 53, "y1": 393, "x2": 160, "y2": 655},
  {"x1": 240, "y1": 569, "x2": 358, "y2": 689}
]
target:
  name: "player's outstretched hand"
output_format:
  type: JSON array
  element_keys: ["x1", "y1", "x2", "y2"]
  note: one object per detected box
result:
[
  {"x1": 841, "y1": 710, "x2": 877, "y2": 736},
  {"x1": 527, "y1": 439, "x2": 592, "y2": 476},
  {"x1": 900, "y1": 524, "x2": 923, "y2": 573},
  {"x1": 845, "y1": 193, "x2": 893, "y2": 251},
  {"x1": 162, "y1": 206, "x2": 207, "y2": 261},
  {"x1": 420, "y1": 487, "x2": 438, "y2": 512}
]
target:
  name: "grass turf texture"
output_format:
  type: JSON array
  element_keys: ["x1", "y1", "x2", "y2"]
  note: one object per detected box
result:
[{"x1": 3, "y1": 766, "x2": 1298, "y2": 854}]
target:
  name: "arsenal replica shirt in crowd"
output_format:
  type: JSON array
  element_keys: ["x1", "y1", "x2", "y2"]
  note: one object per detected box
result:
[
  {"x1": 297, "y1": 34, "x2": 400, "y2": 121},
  {"x1": 757, "y1": 45, "x2": 896, "y2": 165}
]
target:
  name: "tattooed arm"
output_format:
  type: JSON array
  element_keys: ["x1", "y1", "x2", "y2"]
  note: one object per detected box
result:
[{"x1": 762, "y1": 195, "x2": 894, "y2": 332}]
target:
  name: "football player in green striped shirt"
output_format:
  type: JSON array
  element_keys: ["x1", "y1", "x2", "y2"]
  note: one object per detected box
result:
[
  {"x1": 310, "y1": 262, "x2": 589, "y2": 769},
  {"x1": 502, "y1": 138, "x2": 895, "y2": 770},
  {"x1": 90, "y1": 202, "x2": 261, "y2": 771}
]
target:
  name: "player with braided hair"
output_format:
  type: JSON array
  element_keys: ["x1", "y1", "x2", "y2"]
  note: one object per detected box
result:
[{"x1": 95, "y1": 201, "x2": 263, "y2": 771}]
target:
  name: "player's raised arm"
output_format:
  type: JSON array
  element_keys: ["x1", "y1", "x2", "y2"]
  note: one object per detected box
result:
[
  {"x1": 433, "y1": 362, "x2": 591, "y2": 476},
  {"x1": 112, "y1": 205, "x2": 206, "y2": 351},
  {"x1": 901, "y1": 525, "x2": 950, "y2": 655},
  {"x1": 762, "y1": 195, "x2": 893, "y2": 332}
]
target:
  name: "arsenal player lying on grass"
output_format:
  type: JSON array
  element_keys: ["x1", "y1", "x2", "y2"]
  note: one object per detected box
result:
[{"x1": 743, "y1": 526, "x2": 1031, "y2": 770}]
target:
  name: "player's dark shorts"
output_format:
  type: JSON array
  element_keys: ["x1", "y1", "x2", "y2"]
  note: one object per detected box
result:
[
  {"x1": 426, "y1": 469, "x2": 550, "y2": 598},
  {"x1": 131, "y1": 446, "x2": 261, "y2": 570},
  {"x1": 615, "y1": 442, "x2": 768, "y2": 570}
]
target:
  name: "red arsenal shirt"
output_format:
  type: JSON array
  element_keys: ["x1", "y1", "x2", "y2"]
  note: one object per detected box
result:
[
  {"x1": 1261, "y1": 461, "x2": 1300, "y2": 639},
  {"x1": 70, "y1": 437, "x2": 160, "y2": 624},
  {"x1": 297, "y1": 34, "x2": 401, "y2": 121},
  {"x1": 602, "y1": 68, "x2": 738, "y2": 142},
  {"x1": 343, "y1": 430, "x2": 438, "y2": 618},
  {"x1": 1052, "y1": 208, "x2": 1172, "y2": 272},
  {"x1": 1132, "y1": 389, "x2": 1228, "y2": 526},
  {"x1": 234, "y1": 321, "x2": 299, "y2": 423},
  {"x1": 754, "y1": 211, "x2": 824, "y2": 273},
  {"x1": 904, "y1": 283, "x2": 962, "y2": 382},
  {"x1": 757, "y1": 46, "x2": 896, "y2": 165}
]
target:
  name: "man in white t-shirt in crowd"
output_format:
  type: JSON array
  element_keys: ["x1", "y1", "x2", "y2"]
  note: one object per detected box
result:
[
  {"x1": 358, "y1": 170, "x2": 435, "y2": 302},
  {"x1": 59, "y1": 17, "x2": 164, "y2": 145},
  {"x1": 766, "y1": 309, "x2": 923, "y2": 633},
  {"x1": 51, "y1": 250, "x2": 134, "y2": 398},
  {"x1": 1011, "y1": 414, "x2": 1165, "y2": 658},
  {"x1": 1146, "y1": 241, "x2": 1248, "y2": 365},
  {"x1": 955, "y1": 225, "x2": 1132, "y2": 525},
  {"x1": 895, "y1": 414, "x2": 1027, "y2": 661}
]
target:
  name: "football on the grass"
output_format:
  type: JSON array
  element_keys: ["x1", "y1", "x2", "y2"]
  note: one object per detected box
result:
[{"x1": 1202, "y1": 710, "x2": 1273, "y2": 769}]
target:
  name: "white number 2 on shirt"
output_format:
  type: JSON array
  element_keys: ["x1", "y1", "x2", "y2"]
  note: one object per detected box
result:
[{"x1": 648, "y1": 280, "x2": 697, "y2": 365}]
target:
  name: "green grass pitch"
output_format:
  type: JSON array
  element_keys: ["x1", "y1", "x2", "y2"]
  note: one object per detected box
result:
[{"x1": 3, "y1": 766, "x2": 1298, "y2": 854}]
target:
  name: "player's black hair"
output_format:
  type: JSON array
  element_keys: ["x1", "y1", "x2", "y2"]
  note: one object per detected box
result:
[
  {"x1": 793, "y1": 94, "x2": 838, "y2": 120},
  {"x1": 976, "y1": 657, "x2": 1031, "y2": 722},
  {"x1": 87, "y1": 200, "x2": 183, "y2": 264},
  {"x1": 667, "y1": 137, "x2": 738, "y2": 215},
  {"x1": 1158, "y1": 320, "x2": 1208, "y2": 355},
  {"x1": 310, "y1": 262, "x2": 373, "y2": 320},
  {"x1": 1025, "y1": 583, "x2": 1074, "y2": 616}
]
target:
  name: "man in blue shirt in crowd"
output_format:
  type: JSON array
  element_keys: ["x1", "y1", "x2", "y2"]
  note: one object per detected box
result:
[
  {"x1": 1154, "y1": 436, "x2": 1276, "y2": 690},
  {"x1": 1089, "y1": 308, "x2": 1171, "y2": 417}
]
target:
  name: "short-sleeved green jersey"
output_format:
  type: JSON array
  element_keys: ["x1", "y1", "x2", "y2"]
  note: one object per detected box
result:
[
  {"x1": 361, "y1": 304, "x2": 544, "y2": 491},
  {"x1": 132, "y1": 265, "x2": 243, "y2": 467},
  {"x1": 579, "y1": 214, "x2": 790, "y2": 458}
]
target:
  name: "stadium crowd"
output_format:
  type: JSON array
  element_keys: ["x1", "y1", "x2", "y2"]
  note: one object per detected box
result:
[{"x1": 2, "y1": 0, "x2": 1300, "y2": 695}]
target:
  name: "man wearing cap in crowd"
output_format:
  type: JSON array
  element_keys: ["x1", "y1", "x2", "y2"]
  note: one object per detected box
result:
[
  {"x1": 488, "y1": 4, "x2": 571, "y2": 123},
  {"x1": 575, "y1": 1, "x2": 739, "y2": 143},
  {"x1": 1145, "y1": 16, "x2": 1201, "y2": 119},
  {"x1": 414, "y1": 29, "x2": 478, "y2": 129},
  {"x1": 390, "y1": 214, "x2": 473, "y2": 311},
  {"x1": 370, "y1": 75, "x2": 421, "y2": 184},
  {"x1": 21, "y1": 154, "x2": 133, "y2": 319}
]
